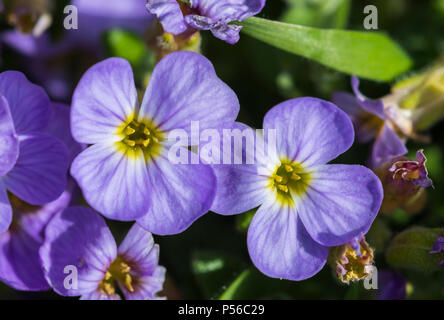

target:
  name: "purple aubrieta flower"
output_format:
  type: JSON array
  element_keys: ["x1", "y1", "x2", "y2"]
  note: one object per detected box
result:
[
  {"x1": 209, "y1": 98, "x2": 383, "y2": 280},
  {"x1": 332, "y1": 76, "x2": 409, "y2": 168},
  {"x1": 0, "y1": 102, "x2": 82, "y2": 291},
  {"x1": 430, "y1": 236, "x2": 444, "y2": 267},
  {"x1": 40, "y1": 206, "x2": 166, "y2": 300},
  {"x1": 70, "y1": 51, "x2": 239, "y2": 235},
  {"x1": 0, "y1": 71, "x2": 69, "y2": 235},
  {"x1": 146, "y1": 0, "x2": 266, "y2": 44}
]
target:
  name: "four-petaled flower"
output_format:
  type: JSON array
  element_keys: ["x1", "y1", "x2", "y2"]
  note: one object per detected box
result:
[
  {"x1": 40, "y1": 206, "x2": 166, "y2": 300},
  {"x1": 70, "y1": 51, "x2": 239, "y2": 235},
  {"x1": 0, "y1": 71, "x2": 69, "y2": 235},
  {"x1": 209, "y1": 98, "x2": 383, "y2": 280},
  {"x1": 146, "y1": 0, "x2": 266, "y2": 44}
]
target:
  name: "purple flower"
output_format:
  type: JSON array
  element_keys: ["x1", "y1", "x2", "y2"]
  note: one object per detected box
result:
[
  {"x1": 0, "y1": 100, "x2": 81, "y2": 291},
  {"x1": 429, "y1": 236, "x2": 444, "y2": 267},
  {"x1": 0, "y1": 71, "x2": 69, "y2": 235},
  {"x1": 389, "y1": 149, "x2": 433, "y2": 188},
  {"x1": 40, "y1": 206, "x2": 166, "y2": 300},
  {"x1": 209, "y1": 98, "x2": 383, "y2": 280},
  {"x1": 1, "y1": 0, "x2": 154, "y2": 100},
  {"x1": 70, "y1": 51, "x2": 239, "y2": 235},
  {"x1": 376, "y1": 270, "x2": 407, "y2": 300},
  {"x1": 146, "y1": 0, "x2": 266, "y2": 44},
  {"x1": 332, "y1": 76, "x2": 409, "y2": 168}
]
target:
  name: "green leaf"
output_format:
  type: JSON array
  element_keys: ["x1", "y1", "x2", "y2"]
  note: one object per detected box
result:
[
  {"x1": 191, "y1": 251, "x2": 246, "y2": 299},
  {"x1": 281, "y1": 0, "x2": 351, "y2": 29},
  {"x1": 239, "y1": 17, "x2": 412, "y2": 81},
  {"x1": 386, "y1": 226, "x2": 444, "y2": 273}
]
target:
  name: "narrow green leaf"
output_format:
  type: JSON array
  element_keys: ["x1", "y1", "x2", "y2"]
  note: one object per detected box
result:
[{"x1": 239, "y1": 17, "x2": 412, "y2": 81}]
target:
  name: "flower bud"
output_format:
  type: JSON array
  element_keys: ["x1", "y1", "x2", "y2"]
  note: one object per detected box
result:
[
  {"x1": 375, "y1": 149, "x2": 433, "y2": 214},
  {"x1": 329, "y1": 236, "x2": 375, "y2": 284}
]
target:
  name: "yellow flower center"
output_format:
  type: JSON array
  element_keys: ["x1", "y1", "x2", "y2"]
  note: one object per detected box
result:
[
  {"x1": 98, "y1": 257, "x2": 135, "y2": 296},
  {"x1": 270, "y1": 160, "x2": 311, "y2": 206},
  {"x1": 115, "y1": 115, "x2": 164, "y2": 161}
]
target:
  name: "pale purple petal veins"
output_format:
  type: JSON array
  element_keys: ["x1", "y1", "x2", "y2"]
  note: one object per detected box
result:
[
  {"x1": 3, "y1": 133, "x2": 69, "y2": 205},
  {"x1": 196, "y1": 0, "x2": 266, "y2": 21},
  {"x1": 70, "y1": 143, "x2": 151, "y2": 221},
  {"x1": 263, "y1": 97, "x2": 354, "y2": 167},
  {"x1": 0, "y1": 95, "x2": 19, "y2": 176},
  {"x1": 118, "y1": 224, "x2": 165, "y2": 300},
  {"x1": 139, "y1": 51, "x2": 239, "y2": 134},
  {"x1": 351, "y1": 76, "x2": 385, "y2": 119},
  {"x1": 40, "y1": 207, "x2": 117, "y2": 297},
  {"x1": 71, "y1": 58, "x2": 138, "y2": 145},
  {"x1": 371, "y1": 124, "x2": 407, "y2": 169},
  {"x1": 247, "y1": 198, "x2": 328, "y2": 281},
  {"x1": 80, "y1": 290, "x2": 121, "y2": 300},
  {"x1": 297, "y1": 164, "x2": 383, "y2": 247},
  {"x1": 137, "y1": 149, "x2": 216, "y2": 235},
  {"x1": 146, "y1": 0, "x2": 188, "y2": 34},
  {"x1": 0, "y1": 182, "x2": 12, "y2": 234},
  {"x1": 0, "y1": 71, "x2": 51, "y2": 134}
]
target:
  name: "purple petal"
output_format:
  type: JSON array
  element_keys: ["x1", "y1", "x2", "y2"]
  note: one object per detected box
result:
[
  {"x1": 139, "y1": 51, "x2": 239, "y2": 134},
  {"x1": 263, "y1": 97, "x2": 354, "y2": 167},
  {"x1": 0, "y1": 71, "x2": 50, "y2": 134},
  {"x1": 0, "y1": 95, "x2": 19, "y2": 176},
  {"x1": 137, "y1": 150, "x2": 216, "y2": 235},
  {"x1": 45, "y1": 103, "x2": 84, "y2": 163},
  {"x1": 71, "y1": 143, "x2": 151, "y2": 221},
  {"x1": 209, "y1": 123, "x2": 269, "y2": 215},
  {"x1": 4, "y1": 133, "x2": 69, "y2": 205},
  {"x1": 40, "y1": 207, "x2": 117, "y2": 297},
  {"x1": 118, "y1": 224, "x2": 165, "y2": 300},
  {"x1": 0, "y1": 183, "x2": 12, "y2": 234},
  {"x1": 351, "y1": 76, "x2": 385, "y2": 119},
  {"x1": 371, "y1": 124, "x2": 407, "y2": 168},
  {"x1": 298, "y1": 164, "x2": 383, "y2": 247},
  {"x1": 331, "y1": 91, "x2": 380, "y2": 143},
  {"x1": 80, "y1": 290, "x2": 121, "y2": 300},
  {"x1": 184, "y1": 14, "x2": 243, "y2": 44},
  {"x1": 146, "y1": 0, "x2": 188, "y2": 34},
  {"x1": 0, "y1": 187, "x2": 73, "y2": 291},
  {"x1": 196, "y1": 0, "x2": 266, "y2": 21},
  {"x1": 71, "y1": 58, "x2": 138, "y2": 144},
  {"x1": 247, "y1": 197, "x2": 328, "y2": 281}
]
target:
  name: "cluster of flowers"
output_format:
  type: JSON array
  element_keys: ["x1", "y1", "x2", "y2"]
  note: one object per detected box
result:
[{"x1": 0, "y1": 0, "x2": 440, "y2": 300}]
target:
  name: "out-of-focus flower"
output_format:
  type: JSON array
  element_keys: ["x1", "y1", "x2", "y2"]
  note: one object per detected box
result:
[
  {"x1": 0, "y1": 101, "x2": 81, "y2": 291},
  {"x1": 70, "y1": 52, "x2": 239, "y2": 234},
  {"x1": 429, "y1": 236, "x2": 444, "y2": 267},
  {"x1": 329, "y1": 235, "x2": 374, "y2": 284},
  {"x1": 376, "y1": 270, "x2": 407, "y2": 300},
  {"x1": 1, "y1": 0, "x2": 154, "y2": 100},
  {"x1": 332, "y1": 76, "x2": 411, "y2": 168},
  {"x1": 146, "y1": 0, "x2": 266, "y2": 44},
  {"x1": 2, "y1": 0, "x2": 53, "y2": 36},
  {"x1": 375, "y1": 149, "x2": 433, "y2": 214},
  {"x1": 40, "y1": 207, "x2": 166, "y2": 300},
  {"x1": 0, "y1": 71, "x2": 69, "y2": 234},
  {"x1": 209, "y1": 98, "x2": 383, "y2": 281}
]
